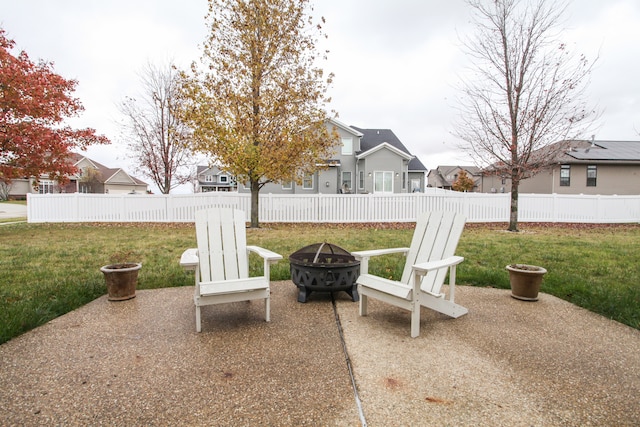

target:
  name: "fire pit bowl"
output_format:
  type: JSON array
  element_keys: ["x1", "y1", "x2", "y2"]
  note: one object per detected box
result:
[{"x1": 289, "y1": 242, "x2": 360, "y2": 303}]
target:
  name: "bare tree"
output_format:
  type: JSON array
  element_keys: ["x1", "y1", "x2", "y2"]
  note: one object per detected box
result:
[
  {"x1": 120, "y1": 62, "x2": 195, "y2": 194},
  {"x1": 180, "y1": 0, "x2": 337, "y2": 228},
  {"x1": 454, "y1": 0, "x2": 597, "y2": 231},
  {"x1": 78, "y1": 166, "x2": 102, "y2": 193}
]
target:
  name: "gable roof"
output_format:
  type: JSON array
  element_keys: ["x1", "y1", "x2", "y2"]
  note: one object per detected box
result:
[
  {"x1": 197, "y1": 165, "x2": 233, "y2": 178},
  {"x1": 408, "y1": 157, "x2": 427, "y2": 172},
  {"x1": 350, "y1": 126, "x2": 427, "y2": 171},
  {"x1": 70, "y1": 153, "x2": 148, "y2": 186},
  {"x1": 430, "y1": 165, "x2": 482, "y2": 176},
  {"x1": 351, "y1": 127, "x2": 411, "y2": 155},
  {"x1": 356, "y1": 141, "x2": 413, "y2": 161}
]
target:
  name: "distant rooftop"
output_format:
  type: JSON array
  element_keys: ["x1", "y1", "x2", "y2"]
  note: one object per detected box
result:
[
  {"x1": 351, "y1": 127, "x2": 427, "y2": 171},
  {"x1": 566, "y1": 140, "x2": 640, "y2": 161}
]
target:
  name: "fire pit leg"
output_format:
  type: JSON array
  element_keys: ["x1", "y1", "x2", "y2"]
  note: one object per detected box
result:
[
  {"x1": 346, "y1": 284, "x2": 359, "y2": 302},
  {"x1": 298, "y1": 287, "x2": 311, "y2": 303}
]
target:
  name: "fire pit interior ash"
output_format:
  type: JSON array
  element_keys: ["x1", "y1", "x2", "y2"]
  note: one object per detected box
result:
[{"x1": 289, "y1": 242, "x2": 360, "y2": 303}]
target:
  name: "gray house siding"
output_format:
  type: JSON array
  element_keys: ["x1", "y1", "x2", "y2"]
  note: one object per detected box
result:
[
  {"x1": 360, "y1": 148, "x2": 408, "y2": 193},
  {"x1": 518, "y1": 163, "x2": 640, "y2": 195},
  {"x1": 481, "y1": 140, "x2": 640, "y2": 195},
  {"x1": 197, "y1": 166, "x2": 236, "y2": 192},
  {"x1": 232, "y1": 118, "x2": 427, "y2": 195}
]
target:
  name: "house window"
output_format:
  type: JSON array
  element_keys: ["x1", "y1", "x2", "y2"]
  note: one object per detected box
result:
[
  {"x1": 219, "y1": 175, "x2": 228, "y2": 183},
  {"x1": 359, "y1": 170, "x2": 364, "y2": 190},
  {"x1": 39, "y1": 180, "x2": 55, "y2": 194},
  {"x1": 586, "y1": 165, "x2": 597, "y2": 187},
  {"x1": 373, "y1": 171, "x2": 393, "y2": 193},
  {"x1": 302, "y1": 174, "x2": 314, "y2": 190},
  {"x1": 560, "y1": 165, "x2": 570, "y2": 186},
  {"x1": 341, "y1": 171, "x2": 352, "y2": 193},
  {"x1": 402, "y1": 172, "x2": 406, "y2": 190},
  {"x1": 205, "y1": 175, "x2": 213, "y2": 182},
  {"x1": 341, "y1": 138, "x2": 352, "y2": 155},
  {"x1": 282, "y1": 180, "x2": 292, "y2": 190}
]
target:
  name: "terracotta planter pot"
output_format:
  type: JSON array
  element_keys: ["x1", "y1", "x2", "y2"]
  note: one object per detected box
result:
[
  {"x1": 506, "y1": 264, "x2": 547, "y2": 301},
  {"x1": 100, "y1": 263, "x2": 142, "y2": 301}
]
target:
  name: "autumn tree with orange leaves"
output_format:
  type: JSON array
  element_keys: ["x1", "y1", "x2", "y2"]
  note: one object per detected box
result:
[
  {"x1": 0, "y1": 29, "x2": 108, "y2": 198},
  {"x1": 181, "y1": 0, "x2": 337, "y2": 227},
  {"x1": 452, "y1": 170, "x2": 476, "y2": 192}
]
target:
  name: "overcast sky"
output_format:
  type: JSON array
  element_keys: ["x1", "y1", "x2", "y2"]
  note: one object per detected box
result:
[{"x1": 2, "y1": 0, "x2": 639, "y2": 193}]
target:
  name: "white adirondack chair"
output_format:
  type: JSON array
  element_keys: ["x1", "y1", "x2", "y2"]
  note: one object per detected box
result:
[
  {"x1": 180, "y1": 208, "x2": 283, "y2": 332},
  {"x1": 352, "y1": 211, "x2": 468, "y2": 338}
]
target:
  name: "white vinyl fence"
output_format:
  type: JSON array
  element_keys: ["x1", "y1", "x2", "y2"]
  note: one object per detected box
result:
[{"x1": 27, "y1": 191, "x2": 640, "y2": 224}]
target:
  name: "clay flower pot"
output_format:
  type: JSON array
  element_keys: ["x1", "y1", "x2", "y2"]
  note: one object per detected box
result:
[
  {"x1": 506, "y1": 264, "x2": 547, "y2": 301},
  {"x1": 100, "y1": 263, "x2": 142, "y2": 301}
]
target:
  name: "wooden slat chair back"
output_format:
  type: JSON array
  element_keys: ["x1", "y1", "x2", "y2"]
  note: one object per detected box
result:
[
  {"x1": 180, "y1": 208, "x2": 282, "y2": 332},
  {"x1": 196, "y1": 208, "x2": 249, "y2": 283},
  {"x1": 353, "y1": 211, "x2": 468, "y2": 338}
]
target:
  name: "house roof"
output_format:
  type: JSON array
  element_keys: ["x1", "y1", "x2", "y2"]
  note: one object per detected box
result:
[
  {"x1": 356, "y1": 141, "x2": 413, "y2": 161},
  {"x1": 352, "y1": 127, "x2": 409, "y2": 154},
  {"x1": 70, "y1": 153, "x2": 148, "y2": 186},
  {"x1": 408, "y1": 157, "x2": 427, "y2": 172},
  {"x1": 350, "y1": 126, "x2": 427, "y2": 171},
  {"x1": 563, "y1": 140, "x2": 640, "y2": 162},
  {"x1": 329, "y1": 118, "x2": 363, "y2": 137},
  {"x1": 428, "y1": 165, "x2": 482, "y2": 187},
  {"x1": 431, "y1": 165, "x2": 482, "y2": 176}
]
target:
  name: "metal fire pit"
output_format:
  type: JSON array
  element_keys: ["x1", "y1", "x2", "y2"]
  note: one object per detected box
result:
[{"x1": 289, "y1": 242, "x2": 360, "y2": 303}]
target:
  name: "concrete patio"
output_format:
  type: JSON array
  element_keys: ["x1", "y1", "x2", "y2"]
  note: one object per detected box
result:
[{"x1": 1, "y1": 281, "x2": 638, "y2": 426}]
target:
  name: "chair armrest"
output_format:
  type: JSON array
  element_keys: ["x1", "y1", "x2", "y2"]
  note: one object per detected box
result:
[
  {"x1": 352, "y1": 247, "x2": 410, "y2": 276},
  {"x1": 247, "y1": 245, "x2": 283, "y2": 263},
  {"x1": 180, "y1": 248, "x2": 199, "y2": 271},
  {"x1": 412, "y1": 256, "x2": 464, "y2": 275},
  {"x1": 351, "y1": 247, "x2": 410, "y2": 261}
]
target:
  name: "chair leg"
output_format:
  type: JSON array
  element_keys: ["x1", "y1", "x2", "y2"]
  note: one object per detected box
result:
[
  {"x1": 265, "y1": 296, "x2": 271, "y2": 322},
  {"x1": 195, "y1": 305, "x2": 202, "y2": 333},
  {"x1": 410, "y1": 304, "x2": 420, "y2": 338},
  {"x1": 359, "y1": 293, "x2": 368, "y2": 316}
]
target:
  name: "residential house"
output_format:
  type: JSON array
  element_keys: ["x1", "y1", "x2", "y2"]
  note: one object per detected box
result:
[
  {"x1": 481, "y1": 139, "x2": 640, "y2": 195},
  {"x1": 236, "y1": 118, "x2": 427, "y2": 194},
  {"x1": 8, "y1": 153, "x2": 148, "y2": 198},
  {"x1": 427, "y1": 165, "x2": 483, "y2": 192},
  {"x1": 196, "y1": 165, "x2": 237, "y2": 192}
]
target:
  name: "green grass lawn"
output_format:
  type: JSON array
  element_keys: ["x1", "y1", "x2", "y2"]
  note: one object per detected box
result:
[{"x1": 1, "y1": 221, "x2": 638, "y2": 344}]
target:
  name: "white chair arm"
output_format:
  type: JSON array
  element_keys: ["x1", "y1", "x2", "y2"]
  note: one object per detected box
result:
[
  {"x1": 352, "y1": 247, "x2": 410, "y2": 276},
  {"x1": 412, "y1": 256, "x2": 464, "y2": 275},
  {"x1": 351, "y1": 247, "x2": 410, "y2": 261},
  {"x1": 180, "y1": 248, "x2": 199, "y2": 271},
  {"x1": 247, "y1": 245, "x2": 283, "y2": 263}
]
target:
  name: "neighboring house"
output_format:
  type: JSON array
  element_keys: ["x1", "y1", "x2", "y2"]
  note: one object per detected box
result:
[
  {"x1": 196, "y1": 165, "x2": 237, "y2": 192},
  {"x1": 427, "y1": 165, "x2": 483, "y2": 192},
  {"x1": 481, "y1": 139, "x2": 640, "y2": 195},
  {"x1": 8, "y1": 153, "x2": 148, "y2": 198},
  {"x1": 236, "y1": 118, "x2": 427, "y2": 194}
]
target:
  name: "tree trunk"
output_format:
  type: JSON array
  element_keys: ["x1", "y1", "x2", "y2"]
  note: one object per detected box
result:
[
  {"x1": 250, "y1": 179, "x2": 260, "y2": 228},
  {"x1": 508, "y1": 174, "x2": 519, "y2": 232}
]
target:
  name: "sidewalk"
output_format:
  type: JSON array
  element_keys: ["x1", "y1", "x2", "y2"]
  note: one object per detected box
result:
[
  {"x1": 1, "y1": 282, "x2": 639, "y2": 426},
  {"x1": 0, "y1": 202, "x2": 27, "y2": 220}
]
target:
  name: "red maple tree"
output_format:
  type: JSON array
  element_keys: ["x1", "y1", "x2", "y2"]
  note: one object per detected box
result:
[{"x1": 0, "y1": 29, "x2": 108, "y2": 189}]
